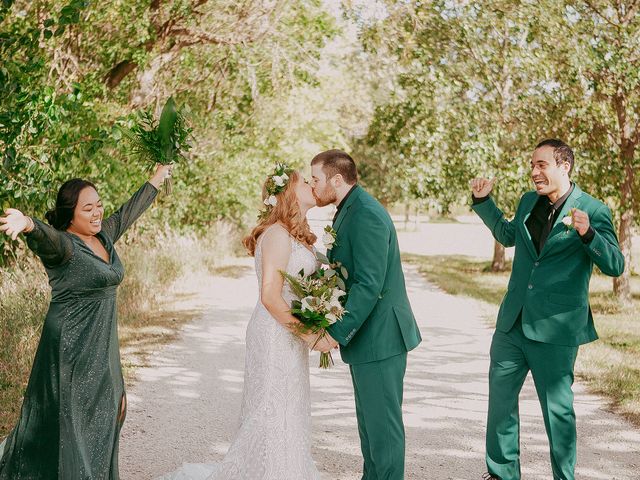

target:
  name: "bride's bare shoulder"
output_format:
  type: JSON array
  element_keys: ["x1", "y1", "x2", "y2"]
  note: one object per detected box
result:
[{"x1": 259, "y1": 223, "x2": 291, "y2": 250}]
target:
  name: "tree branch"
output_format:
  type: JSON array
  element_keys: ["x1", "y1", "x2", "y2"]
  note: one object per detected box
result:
[
  {"x1": 582, "y1": 0, "x2": 620, "y2": 28},
  {"x1": 105, "y1": 0, "x2": 210, "y2": 89},
  {"x1": 104, "y1": 0, "x2": 279, "y2": 90},
  {"x1": 621, "y1": 0, "x2": 640, "y2": 23}
]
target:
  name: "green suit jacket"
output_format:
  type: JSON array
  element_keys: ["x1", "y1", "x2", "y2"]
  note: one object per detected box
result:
[
  {"x1": 326, "y1": 185, "x2": 422, "y2": 364},
  {"x1": 472, "y1": 185, "x2": 624, "y2": 346}
]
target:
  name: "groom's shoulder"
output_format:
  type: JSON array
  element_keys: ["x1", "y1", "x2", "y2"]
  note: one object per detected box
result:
[
  {"x1": 354, "y1": 188, "x2": 392, "y2": 224},
  {"x1": 356, "y1": 186, "x2": 383, "y2": 208},
  {"x1": 516, "y1": 191, "x2": 538, "y2": 208},
  {"x1": 574, "y1": 186, "x2": 605, "y2": 208}
]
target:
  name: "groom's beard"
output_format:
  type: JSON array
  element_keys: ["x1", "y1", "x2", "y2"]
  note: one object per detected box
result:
[{"x1": 313, "y1": 186, "x2": 337, "y2": 207}]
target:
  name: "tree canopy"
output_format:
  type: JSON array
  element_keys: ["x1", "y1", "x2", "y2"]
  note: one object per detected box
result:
[{"x1": 1, "y1": 0, "x2": 637, "y2": 300}]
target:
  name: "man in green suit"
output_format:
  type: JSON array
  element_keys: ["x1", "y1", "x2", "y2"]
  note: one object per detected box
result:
[
  {"x1": 310, "y1": 149, "x2": 422, "y2": 480},
  {"x1": 471, "y1": 139, "x2": 625, "y2": 480}
]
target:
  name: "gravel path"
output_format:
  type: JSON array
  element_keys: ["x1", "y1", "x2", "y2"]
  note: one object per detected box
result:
[{"x1": 119, "y1": 260, "x2": 640, "y2": 479}]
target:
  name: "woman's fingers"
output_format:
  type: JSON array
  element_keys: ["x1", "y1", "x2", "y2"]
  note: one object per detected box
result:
[{"x1": 0, "y1": 211, "x2": 27, "y2": 239}]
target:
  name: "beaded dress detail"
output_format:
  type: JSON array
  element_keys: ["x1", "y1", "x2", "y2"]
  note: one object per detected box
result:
[{"x1": 162, "y1": 225, "x2": 321, "y2": 480}]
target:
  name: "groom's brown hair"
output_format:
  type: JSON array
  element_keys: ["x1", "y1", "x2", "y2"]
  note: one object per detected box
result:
[
  {"x1": 311, "y1": 149, "x2": 358, "y2": 184},
  {"x1": 535, "y1": 138, "x2": 575, "y2": 175}
]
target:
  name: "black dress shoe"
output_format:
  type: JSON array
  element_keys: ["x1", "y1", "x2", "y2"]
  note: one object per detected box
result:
[{"x1": 482, "y1": 473, "x2": 500, "y2": 480}]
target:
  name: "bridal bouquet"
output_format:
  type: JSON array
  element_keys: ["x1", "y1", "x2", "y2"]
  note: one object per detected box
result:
[
  {"x1": 282, "y1": 252, "x2": 348, "y2": 368},
  {"x1": 121, "y1": 97, "x2": 192, "y2": 194}
]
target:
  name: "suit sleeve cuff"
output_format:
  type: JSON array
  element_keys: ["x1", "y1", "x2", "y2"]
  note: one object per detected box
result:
[
  {"x1": 472, "y1": 194, "x2": 490, "y2": 205},
  {"x1": 580, "y1": 226, "x2": 595, "y2": 244},
  {"x1": 327, "y1": 322, "x2": 354, "y2": 346}
]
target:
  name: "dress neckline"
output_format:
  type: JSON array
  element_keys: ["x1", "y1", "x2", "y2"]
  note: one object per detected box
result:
[{"x1": 67, "y1": 231, "x2": 113, "y2": 265}]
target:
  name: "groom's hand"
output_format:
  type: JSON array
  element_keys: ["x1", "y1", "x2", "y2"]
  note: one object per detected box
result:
[
  {"x1": 313, "y1": 334, "x2": 339, "y2": 353},
  {"x1": 325, "y1": 333, "x2": 339, "y2": 350},
  {"x1": 470, "y1": 177, "x2": 496, "y2": 198},
  {"x1": 571, "y1": 208, "x2": 591, "y2": 236}
]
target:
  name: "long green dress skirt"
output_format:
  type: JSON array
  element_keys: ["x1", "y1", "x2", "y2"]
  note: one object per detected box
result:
[{"x1": 0, "y1": 182, "x2": 158, "y2": 480}]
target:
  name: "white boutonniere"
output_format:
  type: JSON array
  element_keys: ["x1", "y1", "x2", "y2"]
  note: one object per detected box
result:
[
  {"x1": 562, "y1": 208, "x2": 576, "y2": 232},
  {"x1": 322, "y1": 225, "x2": 337, "y2": 250}
]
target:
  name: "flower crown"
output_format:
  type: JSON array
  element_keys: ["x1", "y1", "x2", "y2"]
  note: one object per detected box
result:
[{"x1": 259, "y1": 163, "x2": 294, "y2": 219}]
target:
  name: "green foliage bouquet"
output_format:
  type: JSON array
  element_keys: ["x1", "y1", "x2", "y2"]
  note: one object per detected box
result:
[
  {"x1": 122, "y1": 97, "x2": 192, "y2": 194},
  {"x1": 281, "y1": 252, "x2": 348, "y2": 368}
]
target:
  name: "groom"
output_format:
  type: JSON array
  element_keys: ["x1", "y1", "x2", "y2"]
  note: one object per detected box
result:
[
  {"x1": 471, "y1": 139, "x2": 624, "y2": 480},
  {"x1": 310, "y1": 149, "x2": 422, "y2": 480}
]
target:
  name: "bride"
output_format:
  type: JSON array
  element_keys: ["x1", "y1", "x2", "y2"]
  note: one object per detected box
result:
[{"x1": 162, "y1": 165, "x2": 330, "y2": 480}]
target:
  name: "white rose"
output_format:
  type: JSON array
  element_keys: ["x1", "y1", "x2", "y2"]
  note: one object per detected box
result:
[
  {"x1": 263, "y1": 195, "x2": 278, "y2": 207},
  {"x1": 322, "y1": 232, "x2": 335, "y2": 248},
  {"x1": 273, "y1": 175, "x2": 285, "y2": 187},
  {"x1": 281, "y1": 172, "x2": 289, "y2": 182},
  {"x1": 326, "y1": 313, "x2": 338, "y2": 324},
  {"x1": 562, "y1": 215, "x2": 573, "y2": 227}
]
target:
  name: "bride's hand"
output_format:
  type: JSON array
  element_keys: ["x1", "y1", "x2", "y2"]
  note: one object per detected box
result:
[
  {"x1": 300, "y1": 332, "x2": 320, "y2": 350},
  {"x1": 312, "y1": 336, "x2": 336, "y2": 353}
]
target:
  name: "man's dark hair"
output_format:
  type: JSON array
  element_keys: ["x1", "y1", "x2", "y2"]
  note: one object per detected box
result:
[
  {"x1": 535, "y1": 138, "x2": 574, "y2": 175},
  {"x1": 311, "y1": 149, "x2": 358, "y2": 184}
]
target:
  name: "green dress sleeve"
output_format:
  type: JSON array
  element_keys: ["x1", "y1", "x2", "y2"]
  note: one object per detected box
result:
[
  {"x1": 25, "y1": 219, "x2": 74, "y2": 268},
  {"x1": 101, "y1": 182, "x2": 158, "y2": 243}
]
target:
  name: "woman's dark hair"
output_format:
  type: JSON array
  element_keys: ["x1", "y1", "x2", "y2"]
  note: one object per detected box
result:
[{"x1": 45, "y1": 179, "x2": 97, "y2": 230}]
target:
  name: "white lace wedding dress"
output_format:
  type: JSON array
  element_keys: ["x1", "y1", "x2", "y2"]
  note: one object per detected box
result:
[{"x1": 161, "y1": 226, "x2": 322, "y2": 480}]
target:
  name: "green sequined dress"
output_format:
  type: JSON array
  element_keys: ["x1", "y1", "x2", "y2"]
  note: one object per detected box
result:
[{"x1": 0, "y1": 182, "x2": 158, "y2": 480}]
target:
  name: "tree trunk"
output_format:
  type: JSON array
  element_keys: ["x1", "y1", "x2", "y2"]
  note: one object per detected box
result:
[
  {"x1": 491, "y1": 240, "x2": 506, "y2": 271},
  {"x1": 404, "y1": 203, "x2": 410, "y2": 230},
  {"x1": 104, "y1": 0, "x2": 163, "y2": 90},
  {"x1": 129, "y1": 50, "x2": 178, "y2": 107},
  {"x1": 105, "y1": 60, "x2": 138, "y2": 89},
  {"x1": 613, "y1": 162, "x2": 634, "y2": 305}
]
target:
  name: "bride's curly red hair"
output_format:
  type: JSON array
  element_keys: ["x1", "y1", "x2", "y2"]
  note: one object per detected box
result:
[{"x1": 243, "y1": 170, "x2": 317, "y2": 257}]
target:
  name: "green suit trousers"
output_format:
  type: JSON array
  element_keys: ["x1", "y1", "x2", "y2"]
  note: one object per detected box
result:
[
  {"x1": 350, "y1": 352, "x2": 407, "y2": 480},
  {"x1": 486, "y1": 317, "x2": 578, "y2": 480}
]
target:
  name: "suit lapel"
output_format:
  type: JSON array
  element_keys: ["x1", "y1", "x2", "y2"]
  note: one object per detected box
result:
[
  {"x1": 539, "y1": 184, "x2": 584, "y2": 257},
  {"x1": 519, "y1": 195, "x2": 539, "y2": 260},
  {"x1": 332, "y1": 185, "x2": 362, "y2": 235}
]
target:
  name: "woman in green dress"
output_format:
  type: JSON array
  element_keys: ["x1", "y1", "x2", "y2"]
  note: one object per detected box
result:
[{"x1": 0, "y1": 164, "x2": 172, "y2": 479}]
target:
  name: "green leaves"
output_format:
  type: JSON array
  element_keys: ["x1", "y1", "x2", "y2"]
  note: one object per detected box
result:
[
  {"x1": 123, "y1": 97, "x2": 192, "y2": 167},
  {"x1": 158, "y1": 97, "x2": 178, "y2": 163},
  {"x1": 315, "y1": 251, "x2": 330, "y2": 265},
  {"x1": 0, "y1": 0, "x2": 338, "y2": 259}
]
